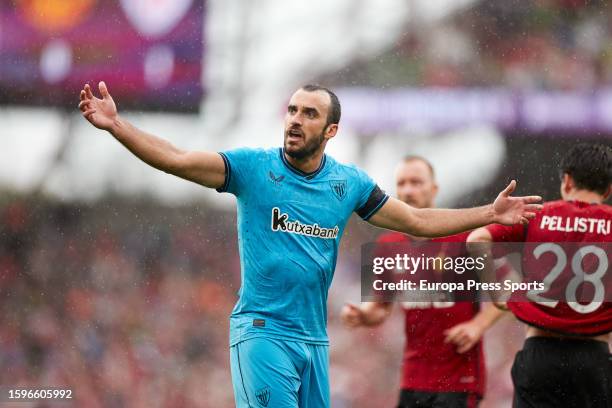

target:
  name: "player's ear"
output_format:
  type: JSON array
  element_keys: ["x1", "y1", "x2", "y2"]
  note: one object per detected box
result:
[
  {"x1": 324, "y1": 123, "x2": 338, "y2": 139},
  {"x1": 561, "y1": 173, "x2": 573, "y2": 195},
  {"x1": 431, "y1": 182, "x2": 439, "y2": 201}
]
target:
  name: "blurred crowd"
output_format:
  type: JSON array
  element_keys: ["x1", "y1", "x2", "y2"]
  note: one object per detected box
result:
[
  {"x1": 0, "y1": 198, "x2": 238, "y2": 407},
  {"x1": 328, "y1": 0, "x2": 612, "y2": 90},
  {"x1": 0, "y1": 197, "x2": 528, "y2": 407}
]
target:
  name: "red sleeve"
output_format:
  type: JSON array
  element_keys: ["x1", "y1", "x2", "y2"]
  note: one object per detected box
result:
[{"x1": 486, "y1": 223, "x2": 526, "y2": 242}]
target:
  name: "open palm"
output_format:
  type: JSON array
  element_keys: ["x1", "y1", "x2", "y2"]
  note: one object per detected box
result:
[
  {"x1": 78, "y1": 82, "x2": 117, "y2": 130},
  {"x1": 493, "y1": 180, "x2": 542, "y2": 225}
]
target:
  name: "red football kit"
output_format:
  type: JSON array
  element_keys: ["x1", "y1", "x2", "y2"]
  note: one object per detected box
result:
[
  {"x1": 376, "y1": 231, "x2": 486, "y2": 396},
  {"x1": 487, "y1": 200, "x2": 612, "y2": 336}
]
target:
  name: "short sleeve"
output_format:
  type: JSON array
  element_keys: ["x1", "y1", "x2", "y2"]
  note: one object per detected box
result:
[
  {"x1": 216, "y1": 147, "x2": 260, "y2": 196},
  {"x1": 486, "y1": 223, "x2": 526, "y2": 242},
  {"x1": 353, "y1": 167, "x2": 389, "y2": 220}
]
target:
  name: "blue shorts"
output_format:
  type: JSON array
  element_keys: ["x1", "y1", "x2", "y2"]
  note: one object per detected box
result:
[{"x1": 230, "y1": 337, "x2": 330, "y2": 407}]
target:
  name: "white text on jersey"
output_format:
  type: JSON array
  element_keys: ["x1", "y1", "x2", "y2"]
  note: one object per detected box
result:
[
  {"x1": 271, "y1": 207, "x2": 339, "y2": 239},
  {"x1": 540, "y1": 215, "x2": 610, "y2": 235}
]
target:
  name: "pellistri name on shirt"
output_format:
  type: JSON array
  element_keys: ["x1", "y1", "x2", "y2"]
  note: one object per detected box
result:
[{"x1": 540, "y1": 215, "x2": 610, "y2": 235}]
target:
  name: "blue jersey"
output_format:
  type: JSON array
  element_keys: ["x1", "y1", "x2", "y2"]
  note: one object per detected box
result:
[{"x1": 218, "y1": 147, "x2": 388, "y2": 345}]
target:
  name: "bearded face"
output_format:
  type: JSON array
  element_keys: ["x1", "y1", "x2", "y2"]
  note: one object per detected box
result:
[{"x1": 283, "y1": 89, "x2": 335, "y2": 160}]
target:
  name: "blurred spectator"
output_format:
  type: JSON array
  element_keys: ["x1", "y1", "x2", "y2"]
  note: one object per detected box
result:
[{"x1": 324, "y1": 0, "x2": 612, "y2": 90}]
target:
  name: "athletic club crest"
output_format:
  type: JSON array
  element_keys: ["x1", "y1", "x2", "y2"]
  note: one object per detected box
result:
[
  {"x1": 255, "y1": 386, "x2": 270, "y2": 407},
  {"x1": 329, "y1": 180, "x2": 347, "y2": 201}
]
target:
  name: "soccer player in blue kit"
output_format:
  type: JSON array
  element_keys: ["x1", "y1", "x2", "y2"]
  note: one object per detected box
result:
[{"x1": 79, "y1": 82, "x2": 542, "y2": 407}]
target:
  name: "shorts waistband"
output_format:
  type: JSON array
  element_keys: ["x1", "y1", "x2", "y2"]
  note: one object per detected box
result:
[{"x1": 523, "y1": 336, "x2": 609, "y2": 353}]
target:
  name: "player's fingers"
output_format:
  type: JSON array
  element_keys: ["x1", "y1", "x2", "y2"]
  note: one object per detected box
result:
[
  {"x1": 344, "y1": 315, "x2": 360, "y2": 328},
  {"x1": 523, "y1": 203, "x2": 543, "y2": 212},
  {"x1": 451, "y1": 335, "x2": 468, "y2": 348},
  {"x1": 520, "y1": 217, "x2": 529, "y2": 225},
  {"x1": 345, "y1": 303, "x2": 362, "y2": 313},
  {"x1": 84, "y1": 83, "x2": 94, "y2": 99},
  {"x1": 522, "y1": 196, "x2": 543, "y2": 204},
  {"x1": 501, "y1": 180, "x2": 516, "y2": 197},
  {"x1": 79, "y1": 100, "x2": 91, "y2": 110},
  {"x1": 340, "y1": 306, "x2": 360, "y2": 321},
  {"x1": 523, "y1": 212, "x2": 536, "y2": 220},
  {"x1": 82, "y1": 109, "x2": 96, "y2": 118},
  {"x1": 444, "y1": 327, "x2": 461, "y2": 343},
  {"x1": 462, "y1": 335, "x2": 478, "y2": 350},
  {"x1": 455, "y1": 332, "x2": 468, "y2": 343},
  {"x1": 80, "y1": 90, "x2": 86, "y2": 101},
  {"x1": 99, "y1": 81, "x2": 110, "y2": 100},
  {"x1": 457, "y1": 339, "x2": 476, "y2": 354},
  {"x1": 443, "y1": 329, "x2": 452, "y2": 342},
  {"x1": 342, "y1": 310, "x2": 359, "y2": 321},
  {"x1": 453, "y1": 337, "x2": 466, "y2": 348},
  {"x1": 458, "y1": 334, "x2": 472, "y2": 346}
]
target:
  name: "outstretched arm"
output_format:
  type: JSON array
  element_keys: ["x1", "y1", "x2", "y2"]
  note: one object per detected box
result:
[
  {"x1": 78, "y1": 81, "x2": 225, "y2": 189},
  {"x1": 368, "y1": 181, "x2": 542, "y2": 237}
]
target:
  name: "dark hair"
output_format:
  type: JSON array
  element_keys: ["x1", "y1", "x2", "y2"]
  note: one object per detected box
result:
[
  {"x1": 301, "y1": 84, "x2": 341, "y2": 127},
  {"x1": 403, "y1": 155, "x2": 435, "y2": 178},
  {"x1": 559, "y1": 143, "x2": 611, "y2": 195}
]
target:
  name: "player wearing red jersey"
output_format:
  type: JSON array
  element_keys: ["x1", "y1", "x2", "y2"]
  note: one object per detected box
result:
[
  {"x1": 468, "y1": 143, "x2": 612, "y2": 408},
  {"x1": 341, "y1": 157, "x2": 504, "y2": 408}
]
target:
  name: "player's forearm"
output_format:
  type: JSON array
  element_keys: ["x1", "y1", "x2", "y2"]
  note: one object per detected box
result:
[
  {"x1": 370, "y1": 198, "x2": 496, "y2": 237},
  {"x1": 472, "y1": 304, "x2": 505, "y2": 331},
  {"x1": 108, "y1": 116, "x2": 186, "y2": 174},
  {"x1": 409, "y1": 205, "x2": 496, "y2": 238}
]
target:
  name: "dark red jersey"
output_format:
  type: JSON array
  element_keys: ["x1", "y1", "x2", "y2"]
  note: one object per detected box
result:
[
  {"x1": 487, "y1": 200, "x2": 612, "y2": 336},
  {"x1": 376, "y1": 231, "x2": 486, "y2": 396}
]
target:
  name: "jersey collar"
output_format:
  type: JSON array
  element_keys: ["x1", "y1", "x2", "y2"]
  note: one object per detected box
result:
[
  {"x1": 279, "y1": 148, "x2": 327, "y2": 180},
  {"x1": 568, "y1": 199, "x2": 602, "y2": 206}
]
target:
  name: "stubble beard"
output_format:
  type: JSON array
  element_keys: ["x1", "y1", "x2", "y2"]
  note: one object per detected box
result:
[{"x1": 284, "y1": 131, "x2": 325, "y2": 160}]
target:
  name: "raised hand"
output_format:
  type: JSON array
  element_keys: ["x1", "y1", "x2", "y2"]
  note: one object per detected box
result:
[
  {"x1": 78, "y1": 81, "x2": 117, "y2": 131},
  {"x1": 492, "y1": 180, "x2": 542, "y2": 225}
]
